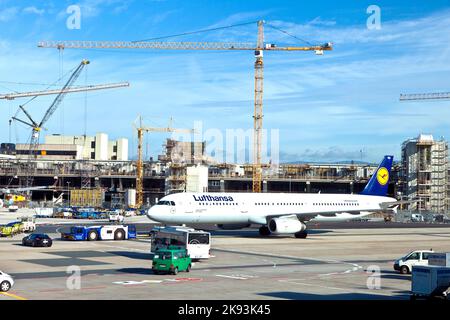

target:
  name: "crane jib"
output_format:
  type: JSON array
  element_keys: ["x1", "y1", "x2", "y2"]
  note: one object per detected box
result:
[{"x1": 37, "y1": 41, "x2": 332, "y2": 52}]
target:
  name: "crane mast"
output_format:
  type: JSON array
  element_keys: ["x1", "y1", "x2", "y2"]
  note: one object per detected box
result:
[
  {"x1": 253, "y1": 20, "x2": 264, "y2": 193},
  {"x1": 134, "y1": 116, "x2": 195, "y2": 208},
  {"x1": 38, "y1": 20, "x2": 332, "y2": 193}
]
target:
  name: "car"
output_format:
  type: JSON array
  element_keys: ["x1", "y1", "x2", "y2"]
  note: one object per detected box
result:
[
  {"x1": 152, "y1": 246, "x2": 192, "y2": 275},
  {"x1": 22, "y1": 233, "x2": 53, "y2": 247},
  {"x1": 0, "y1": 271, "x2": 14, "y2": 292},
  {"x1": 394, "y1": 249, "x2": 434, "y2": 274},
  {"x1": 411, "y1": 213, "x2": 424, "y2": 222},
  {"x1": 109, "y1": 212, "x2": 124, "y2": 223}
]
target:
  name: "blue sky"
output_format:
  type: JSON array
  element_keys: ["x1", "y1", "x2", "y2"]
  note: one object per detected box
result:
[{"x1": 1, "y1": 0, "x2": 450, "y2": 163}]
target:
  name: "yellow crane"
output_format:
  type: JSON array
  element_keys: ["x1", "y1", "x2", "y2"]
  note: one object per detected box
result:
[
  {"x1": 134, "y1": 116, "x2": 196, "y2": 208},
  {"x1": 38, "y1": 20, "x2": 332, "y2": 193}
]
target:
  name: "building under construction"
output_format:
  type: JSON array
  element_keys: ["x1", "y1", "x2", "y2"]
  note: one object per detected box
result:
[
  {"x1": 400, "y1": 134, "x2": 448, "y2": 213},
  {"x1": 0, "y1": 137, "x2": 391, "y2": 208}
]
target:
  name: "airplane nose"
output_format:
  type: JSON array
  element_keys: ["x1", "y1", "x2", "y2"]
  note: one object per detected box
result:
[{"x1": 146, "y1": 206, "x2": 162, "y2": 222}]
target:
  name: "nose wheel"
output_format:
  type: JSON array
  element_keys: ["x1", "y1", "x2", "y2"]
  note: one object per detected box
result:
[{"x1": 258, "y1": 226, "x2": 271, "y2": 236}]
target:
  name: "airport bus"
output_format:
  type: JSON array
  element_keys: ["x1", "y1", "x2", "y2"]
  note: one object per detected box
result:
[{"x1": 150, "y1": 226, "x2": 211, "y2": 259}]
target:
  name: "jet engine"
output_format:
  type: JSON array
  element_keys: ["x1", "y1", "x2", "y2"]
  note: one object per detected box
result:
[
  {"x1": 268, "y1": 217, "x2": 306, "y2": 234},
  {"x1": 217, "y1": 223, "x2": 251, "y2": 230}
]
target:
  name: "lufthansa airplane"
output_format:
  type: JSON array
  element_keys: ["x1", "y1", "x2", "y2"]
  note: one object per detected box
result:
[{"x1": 147, "y1": 155, "x2": 399, "y2": 238}]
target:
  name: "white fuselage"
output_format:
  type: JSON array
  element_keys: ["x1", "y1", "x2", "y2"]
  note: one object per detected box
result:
[{"x1": 147, "y1": 192, "x2": 397, "y2": 225}]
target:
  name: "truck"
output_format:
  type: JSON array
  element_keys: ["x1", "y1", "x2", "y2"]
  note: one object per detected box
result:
[
  {"x1": 61, "y1": 225, "x2": 137, "y2": 241},
  {"x1": 394, "y1": 250, "x2": 434, "y2": 274},
  {"x1": 411, "y1": 265, "x2": 450, "y2": 299}
]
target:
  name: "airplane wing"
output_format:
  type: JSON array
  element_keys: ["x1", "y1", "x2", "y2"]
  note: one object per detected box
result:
[
  {"x1": 249, "y1": 208, "x2": 368, "y2": 224},
  {"x1": 253, "y1": 205, "x2": 395, "y2": 224},
  {"x1": 379, "y1": 199, "x2": 421, "y2": 210}
]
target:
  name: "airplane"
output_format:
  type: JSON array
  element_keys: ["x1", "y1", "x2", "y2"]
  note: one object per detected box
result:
[{"x1": 147, "y1": 155, "x2": 400, "y2": 238}]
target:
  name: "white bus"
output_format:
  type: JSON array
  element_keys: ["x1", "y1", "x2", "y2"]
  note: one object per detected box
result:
[{"x1": 150, "y1": 226, "x2": 211, "y2": 259}]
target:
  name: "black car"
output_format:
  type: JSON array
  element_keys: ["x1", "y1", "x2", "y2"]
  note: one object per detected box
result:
[{"x1": 22, "y1": 234, "x2": 53, "y2": 247}]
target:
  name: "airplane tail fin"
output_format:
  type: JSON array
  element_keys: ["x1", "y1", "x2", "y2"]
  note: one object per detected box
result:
[{"x1": 360, "y1": 155, "x2": 393, "y2": 196}]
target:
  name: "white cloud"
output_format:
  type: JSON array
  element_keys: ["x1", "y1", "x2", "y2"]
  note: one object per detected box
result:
[
  {"x1": 23, "y1": 6, "x2": 45, "y2": 15},
  {"x1": 0, "y1": 7, "x2": 18, "y2": 22}
]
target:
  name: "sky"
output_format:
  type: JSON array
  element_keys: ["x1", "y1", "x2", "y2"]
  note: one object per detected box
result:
[{"x1": 1, "y1": 0, "x2": 450, "y2": 163}]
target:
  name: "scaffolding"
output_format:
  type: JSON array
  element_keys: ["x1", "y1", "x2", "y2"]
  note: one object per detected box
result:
[{"x1": 401, "y1": 134, "x2": 448, "y2": 213}]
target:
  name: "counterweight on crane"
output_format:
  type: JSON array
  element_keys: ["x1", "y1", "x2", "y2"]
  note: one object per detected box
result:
[{"x1": 38, "y1": 20, "x2": 332, "y2": 192}]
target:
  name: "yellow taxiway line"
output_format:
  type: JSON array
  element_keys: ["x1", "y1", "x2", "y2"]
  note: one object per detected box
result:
[{"x1": 0, "y1": 292, "x2": 27, "y2": 300}]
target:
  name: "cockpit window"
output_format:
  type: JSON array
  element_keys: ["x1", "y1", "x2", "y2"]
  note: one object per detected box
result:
[{"x1": 156, "y1": 200, "x2": 175, "y2": 206}]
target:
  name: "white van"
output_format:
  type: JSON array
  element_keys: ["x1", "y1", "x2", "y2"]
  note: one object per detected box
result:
[
  {"x1": 109, "y1": 212, "x2": 124, "y2": 224},
  {"x1": 394, "y1": 250, "x2": 434, "y2": 274}
]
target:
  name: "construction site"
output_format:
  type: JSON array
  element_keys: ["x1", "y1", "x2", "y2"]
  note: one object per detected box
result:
[
  {"x1": 0, "y1": 19, "x2": 449, "y2": 215},
  {"x1": 2, "y1": 3, "x2": 450, "y2": 306}
]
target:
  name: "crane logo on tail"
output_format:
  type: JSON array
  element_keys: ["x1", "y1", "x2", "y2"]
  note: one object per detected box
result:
[{"x1": 376, "y1": 167, "x2": 389, "y2": 186}]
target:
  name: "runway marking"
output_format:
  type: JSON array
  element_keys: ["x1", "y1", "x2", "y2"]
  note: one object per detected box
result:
[
  {"x1": 214, "y1": 247, "x2": 363, "y2": 276},
  {"x1": 80, "y1": 286, "x2": 107, "y2": 290},
  {"x1": 114, "y1": 280, "x2": 156, "y2": 285},
  {"x1": 0, "y1": 292, "x2": 27, "y2": 300},
  {"x1": 39, "y1": 288, "x2": 65, "y2": 293},
  {"x1": 91, "y1": 242, "x2": 149, "y2": 253},
  {"x1": 113, "y1": 278, "x2": 202, "y2": 286},
  {"x1": 278, "y1": 279, "x2": 390, "y2": 298},
  {"x1": 216, "y1": 274, "x2": 258, "y2": 280}
]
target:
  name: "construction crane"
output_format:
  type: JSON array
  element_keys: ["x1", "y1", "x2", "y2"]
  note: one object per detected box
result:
[
  {"x1": 38, "y1": 20, "x2": 332, "y2": 193},
  {"x1": 0, "y1": 82, "x2": 129, "y2": 100},
  {"x1": 400, "y1": 92, "x2": 450, "y2": 101},
  {"x1": 134, "y1": 116, "x2": 196, "y2": 208},
  {"x1": 12, "y1": 60, "x2": 128, "y2": 188}
]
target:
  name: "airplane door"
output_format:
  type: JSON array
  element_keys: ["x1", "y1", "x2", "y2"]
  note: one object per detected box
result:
[{"x1": 240, "y1": 202, "x2": 248, "y2": 214}]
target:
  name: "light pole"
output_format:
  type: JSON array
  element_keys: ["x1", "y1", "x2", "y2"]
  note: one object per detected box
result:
[{"x1": 67, "y1": 182, "x2": 71, "y2": 205}]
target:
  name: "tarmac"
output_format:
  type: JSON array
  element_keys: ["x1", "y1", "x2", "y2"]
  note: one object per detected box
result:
[{"x1": 1, "y1": 218, "x2": 450, "y2": 300}]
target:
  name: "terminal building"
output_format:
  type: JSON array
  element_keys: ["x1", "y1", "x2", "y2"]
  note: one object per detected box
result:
[
  {"x1": 8, "y1": 133, "x2": 128, "y2": 161},
  {"x1": 44, "y1": 133, "x2": 128, "y2": 161}
]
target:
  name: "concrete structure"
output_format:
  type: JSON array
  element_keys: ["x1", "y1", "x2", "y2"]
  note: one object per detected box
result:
[
  {"x1": 45, "y1": 133, "x2": 128, "y2": 161},
  {"x1": 15, "y1": 143, "x2": 82, "y2": 160},
  {"x1": 401, "y1": 134, "x2": 448, "y2": 213},
  {"x1": 159, "y1": 139, "x2": 207, "y2": 194},
  {"x1": 186, "y1": 164, "x2": 209, "y2": 192}
]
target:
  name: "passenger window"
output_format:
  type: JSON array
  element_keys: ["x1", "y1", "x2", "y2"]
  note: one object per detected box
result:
[
  {"x1": 408, "y1": 252, "x2": 420, "y2": 260},
  {"x1": 422, "y1": 253, "x2": 430, "y2": 260}
]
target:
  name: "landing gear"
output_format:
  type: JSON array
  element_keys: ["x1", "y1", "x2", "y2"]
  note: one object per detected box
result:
[
  {"x1": 259, "y1": 226, "x2": 271, "y2": 236},
  {"x1": 294, "y1": 230, "x2": 308, "y2": 239}
]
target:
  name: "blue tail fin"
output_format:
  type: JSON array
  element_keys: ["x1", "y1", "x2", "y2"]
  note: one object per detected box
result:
[{"x1": 360, "y1": 155, "x2": 393, "y2": 196}]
